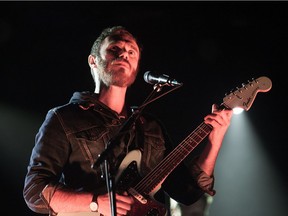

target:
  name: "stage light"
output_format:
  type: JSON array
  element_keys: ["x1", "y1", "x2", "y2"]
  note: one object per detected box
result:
[{"x1": 233, "y1": 107, "x2": 244, "y2": 115}]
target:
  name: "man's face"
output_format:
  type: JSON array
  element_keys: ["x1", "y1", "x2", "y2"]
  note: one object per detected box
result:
[{"x1": 96, "y1": 31, "x2": 140, "y2": 87}]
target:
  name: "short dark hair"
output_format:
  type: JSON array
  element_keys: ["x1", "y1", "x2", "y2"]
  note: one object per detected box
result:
[{"x1": 90, "y1": 26, "x2": 142, "y2": 58}]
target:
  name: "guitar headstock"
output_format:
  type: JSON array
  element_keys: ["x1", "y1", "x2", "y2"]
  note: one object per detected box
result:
[{"x1": 222, "y1": 76, "x2": 272, "y2": 111}]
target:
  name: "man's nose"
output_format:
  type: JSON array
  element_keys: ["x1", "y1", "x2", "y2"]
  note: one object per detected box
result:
[{"x1": 119, "y1": 49, "x2": 129, "y2": 59}]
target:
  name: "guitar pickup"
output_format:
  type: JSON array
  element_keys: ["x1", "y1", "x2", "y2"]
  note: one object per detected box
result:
[{"x1": 128, "y1": 188, "x2": 147, "y2": 204}]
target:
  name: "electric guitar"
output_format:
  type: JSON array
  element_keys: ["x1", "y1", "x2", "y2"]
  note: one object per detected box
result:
[{"x1": 58, "y1": 76, "x2": 272, "y2": 216}]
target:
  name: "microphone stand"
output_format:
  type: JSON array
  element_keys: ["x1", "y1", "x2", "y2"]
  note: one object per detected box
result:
[{"x1": 92, "y1": 82, "x2": 183, "y2": 216}]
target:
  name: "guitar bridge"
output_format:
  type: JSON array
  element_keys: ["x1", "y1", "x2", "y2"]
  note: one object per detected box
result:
[{"x1": 128, "y1": 187, "x2": 147, "y2": 204}]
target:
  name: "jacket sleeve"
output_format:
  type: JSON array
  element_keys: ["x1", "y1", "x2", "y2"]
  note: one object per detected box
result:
[{"x1": 23, "y1": 108, "x2": 70, "y2": 214}]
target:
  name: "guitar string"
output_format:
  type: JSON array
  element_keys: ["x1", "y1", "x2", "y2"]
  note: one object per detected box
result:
[
  {"x1": 134, "y1": 122, "x2": 212, "y2": 193},
  {"x1": 134, "y1": 122, "x2": 211, "y2": 193}
]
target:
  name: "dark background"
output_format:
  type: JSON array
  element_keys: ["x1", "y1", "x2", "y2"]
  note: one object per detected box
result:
[{"x1": 1, "y1": 1, "x2": 287, "y2": 215}]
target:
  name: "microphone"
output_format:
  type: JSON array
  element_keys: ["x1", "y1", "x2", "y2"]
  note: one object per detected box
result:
[{"x1": 143, "y1": 71, "x2": 183, "y2": 86}]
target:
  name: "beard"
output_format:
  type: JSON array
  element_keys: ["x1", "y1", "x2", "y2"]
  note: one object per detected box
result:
[{"x1": 97, "y1": 57, "x2": 138, "y2": 87}]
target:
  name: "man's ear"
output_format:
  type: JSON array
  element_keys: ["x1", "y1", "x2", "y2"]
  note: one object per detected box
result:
[{"x1": 88, "y1": 55, "x2": 97, "y2": 68}]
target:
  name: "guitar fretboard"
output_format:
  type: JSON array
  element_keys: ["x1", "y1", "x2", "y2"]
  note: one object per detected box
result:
[{"x1": 134, "y1": 122, "x2": 212, "y2": 194}]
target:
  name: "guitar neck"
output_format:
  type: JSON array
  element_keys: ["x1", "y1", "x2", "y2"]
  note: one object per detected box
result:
[{"x1": 135, "y1": 121, "x2": 212, "y2": 194}]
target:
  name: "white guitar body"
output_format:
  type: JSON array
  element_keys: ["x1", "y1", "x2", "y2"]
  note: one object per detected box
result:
[{"x1": 115, "y1": 150, "x2": 142, "y2": 182}]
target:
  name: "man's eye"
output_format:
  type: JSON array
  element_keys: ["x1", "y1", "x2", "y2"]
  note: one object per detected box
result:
[
  {"x1": 110, "y1": 46, "x2": 119, "y2": 51},
  {"x1": 128, "y1": 50, "x2": 135, "y2": 56}
]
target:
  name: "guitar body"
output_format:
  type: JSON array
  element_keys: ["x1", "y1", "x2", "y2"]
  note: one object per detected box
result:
[{"x1": 115, "y1": 150, "x2": 167, "y2": 216}]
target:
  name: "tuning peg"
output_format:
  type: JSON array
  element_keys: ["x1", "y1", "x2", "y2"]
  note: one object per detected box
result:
[
  {"x1": 236, "y1": 86, "x2": 243, "y2": 93},
  {"x1": 242, "y1": 83, "x2": 248, "y2": 89},
  {"x1": 248, "y1": 78, "x2": 255, "y2": 86}
]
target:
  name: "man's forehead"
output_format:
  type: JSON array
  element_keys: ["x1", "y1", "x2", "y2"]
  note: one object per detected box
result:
[{"x1": 108, "y1": 30, "x2": 137, "y2": 45}]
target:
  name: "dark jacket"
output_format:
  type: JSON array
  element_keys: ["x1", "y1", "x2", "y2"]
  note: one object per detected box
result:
[{"x1": 23, "y1": 91, "x2": 214, "y2": 215}]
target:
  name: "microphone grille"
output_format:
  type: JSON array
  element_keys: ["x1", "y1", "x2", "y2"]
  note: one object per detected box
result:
[{"x1": 143, "y1": 71, "x2": 151, "y2": 83}]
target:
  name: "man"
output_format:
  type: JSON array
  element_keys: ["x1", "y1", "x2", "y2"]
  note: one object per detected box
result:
[{"x1": 23, "y1": 26, "x2": 233, "y2": 216}]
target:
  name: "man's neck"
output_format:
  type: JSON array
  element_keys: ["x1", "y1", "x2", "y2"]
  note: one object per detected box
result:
[{"x1": 98, "y1": 86, "x2": 127, "y2": 114}]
